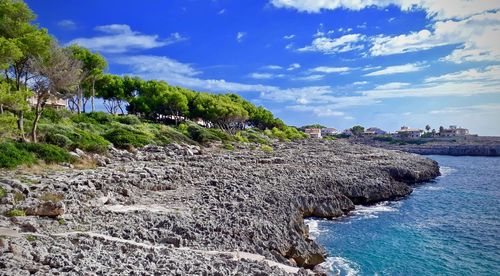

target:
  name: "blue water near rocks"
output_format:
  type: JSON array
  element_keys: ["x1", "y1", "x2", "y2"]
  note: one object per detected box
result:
[{"x1": 307, "y1": 156, "x2": 500, "y2": 276}]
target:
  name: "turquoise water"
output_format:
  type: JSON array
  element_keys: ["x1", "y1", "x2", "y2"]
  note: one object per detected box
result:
[{"x1": 309, "y1": 156, "x2": 500, "y2": 276}]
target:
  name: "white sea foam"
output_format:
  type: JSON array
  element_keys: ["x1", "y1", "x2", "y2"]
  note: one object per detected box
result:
[
  {"x1": 351, "y1": 201, "x2": 400, "y2": 219},
  {"x1": 439, "y1": 166, "x2": 456, "y2": 177},
  {"x1": 304, "y1": 219, "x2": 322, "y2": 240},
  {"x1": 320, "y1": 256, "x2": 360, "y2": 276}
]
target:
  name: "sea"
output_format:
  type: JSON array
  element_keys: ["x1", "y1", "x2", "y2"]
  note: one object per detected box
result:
[{"x1": 306, "y1": 155, "x2": 500, "y2": 276}]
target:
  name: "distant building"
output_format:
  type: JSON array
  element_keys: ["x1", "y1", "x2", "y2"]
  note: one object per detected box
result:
[
  {"x1": 394, "y1": 126, "x2": 424, "y2": 139},
  {"x1": 28, "y1": 96, "x2": 67, "y2": 110},
  {"x1": 304, "y1": 128, "x2": 322, "y2": 139},
  {"x1": 321, "y1": 128, "x2": 339, "y2": 136},
  {"x1": 365, "y1": 127, "x2": 387, "y2": 136},
  {"x1": 440, "y1": 125, "x2": 469, "y2": 137},
  {"x1": 342, "y1": 129, "x2": 353, "y2": 136}
]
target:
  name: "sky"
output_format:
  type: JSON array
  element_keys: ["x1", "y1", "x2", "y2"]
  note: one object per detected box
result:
[{"x1": 26, "y1": 0, "x2": 500, "y2": 135}]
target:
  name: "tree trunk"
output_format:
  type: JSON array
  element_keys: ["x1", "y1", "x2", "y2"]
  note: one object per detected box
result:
[
  {"x1": 77, "y1": 86, "x2": 82, "y2": 114},
  {"x1": 17, "y1": 110, "x2": 25, "y2": 141},
  {"x1": 91, "y1": 79, "x2": 95, "y2": 113},
  {"x1": 31, "y1": 97, "x2": 44, "y2": 143},
  {"x1": 0, "y1": 104, "x2": 3, "y2": 114}
]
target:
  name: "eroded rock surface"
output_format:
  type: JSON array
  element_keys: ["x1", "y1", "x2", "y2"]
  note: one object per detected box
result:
[{"x1": 0, "y1": 140, "x2": 439, "y2": 275}]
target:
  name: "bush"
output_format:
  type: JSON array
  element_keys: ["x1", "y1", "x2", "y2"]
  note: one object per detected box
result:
[
  {"x1": 44, "y1": 133, "x2": 72, "y2": 148},
  {"x1": 103, "y1": 128, "x2": 151, "y2": 149},
  {"x1": 186, "y1": 124, "x2": 221, "y2": 144},
  {"x1": 223, "y1": 143, "x2": 235, "y2": 150},
  {"x1": 117, "y1": 115, "x2": 141, "y2": 125},
  {"x1": 5, "y1": 209, "x2": 26, "y2": 217},
  {"x1": 261, "y1": 144, "x2": 273, "y2": 153},
  {"x1": 0, "y1": 142, "x2": 36, "y2": 168},
  {"x1": 155, "y1": 125, "x2": 196, "y2": 145},
  {"x1": 14, "y1": 142, "x2": 72, "y2": 164},
  {"x1": 71, "y1": 112, "x2": 115, "y2": 125},
  {"x1": 42, "y1": 108, "x2": 70, "y2": 123},
  {"x1": 69, "y1": 129, "x2": 110, "y2": 153},
  {"x1": 0, "y1": 187, "x2": 6, "y2": 198}
]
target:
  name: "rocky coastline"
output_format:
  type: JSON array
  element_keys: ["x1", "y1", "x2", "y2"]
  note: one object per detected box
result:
[
  {"x1": 353, "y1": 137, "x2": 500, "y2": 157},
  {"x1": 0, "y1": 140, "x2": 440, "y2": 275}
]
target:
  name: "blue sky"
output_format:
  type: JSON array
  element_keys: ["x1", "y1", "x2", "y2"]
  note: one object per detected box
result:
[{"x1": 26, "y1": 0, "x2": 500, "y2": 135}]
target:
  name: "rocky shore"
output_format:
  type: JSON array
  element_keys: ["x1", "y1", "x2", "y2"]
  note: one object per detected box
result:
[
  {"x1": 354, "y1": 137, "x2": 500, "y2": 157},
  {"x1": 0, "y1": 140, "x2": 440, "y2": 275}
]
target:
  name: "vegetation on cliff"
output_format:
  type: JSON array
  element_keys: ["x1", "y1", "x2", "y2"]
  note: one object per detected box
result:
[{"x1": 0, "y1": 0, "x2": 306, "y2": 168}]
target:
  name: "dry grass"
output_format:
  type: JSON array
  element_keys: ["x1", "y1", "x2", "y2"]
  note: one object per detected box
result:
[{"x1": 39, "y1": 192, "x2": 64, "y2": 202}]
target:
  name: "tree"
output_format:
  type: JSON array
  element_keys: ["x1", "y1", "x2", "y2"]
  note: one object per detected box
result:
[
  {"x1": 0, "y1": 0, "x2": 52, "y2": 140},
  {"x1": 439, "y1": 126, "x2": 444, "y2": 134},
  {"x1": 67, "y1": 44, "x2": 107, "y2": 113},
  {"x1": 95, "y1": 74, "x2": 127, "y2": 114},
  {"x1": 351, "y1": 125, "x2": 365, "y2": 136},
  {"x1": 425, "y1": 125, "x2": 431, "y2": 132},
  {"x1": 29, "y1": 43, "x2": 82, "y2": 142}
]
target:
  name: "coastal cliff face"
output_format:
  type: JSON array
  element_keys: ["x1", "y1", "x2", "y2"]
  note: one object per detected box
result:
[{"x1": 0, "y1": 140, "x2": 439, "y2": 275}]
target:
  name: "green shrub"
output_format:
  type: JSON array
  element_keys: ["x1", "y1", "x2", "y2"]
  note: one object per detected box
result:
[
  {"x1": 5, "y1": 209, "x2": 26, "y2": 217},
  {"x1": 178, "y1": 123, "x2": 189, "y2": 135},
  {"x1": 207, "y1": 128, "x2": 231, "y2": 142},
  {"x1": 234, "y1": 132, "x2": 249, "y2": 143},
  {"x1": 0, "y1": 142, "x2": 36, "y2": 168},
  {"x1": 103, "y1": 128, "x2": 151, "y2": 149},
  {"x1": 71, "y1": 112, "x2": 115, "y2": 125},
  {"x1": 43, "y1": 133, "x2": 72, "y2": 148},
  {"x1": 261, "y1": 144, "x2": 273, "y2": 153},
  {"x1": 156, "y1": 125, "x2": 196, "y2": 145},
  {"x1": 41, "y1": 108, "x2": 70, "y2": 123},
  {"x1": 14, "y1": 192, "x2": 25, "y2": 203},
  {"x1": 70, "y1": 129, "x2": 110, "y2": 153},
  {"x1": 26, "y1": 235, "x2": 37, "y2": 242},
  {"x1": 186, "y1": 124, "x2": 220, "y2": 144},
  {"x1": 14, "y1": 142, "x2": 72, "y2": 164},
  {"x1": 224, "y1": 143, "x2": 235, "y2": 150},
  {"x1": 117, "y1": 115, "x2": 141, "y2": 125},
  {"x1": 0, "y1": 187, "x2": 6, "y2": 198}
]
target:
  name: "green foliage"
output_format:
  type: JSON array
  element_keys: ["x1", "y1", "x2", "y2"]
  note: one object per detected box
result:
[
  {"x1": 350, "y1": 125, "x2": 365, "y2": 136},
  {"x1": 223, "y1": 143, "x2": 235, "y2": 151},
  {"x1": 117, "y1": 115, "x2": 141, "y2": 125},
  {"x1": 26, "y1": 234, "x2": 37, "y2": 242},
  {"x1": 5, "y1": 209, "x2": 26, "y2": 217},
  {"x1": 0, "y1": 186, "x2": 6, "y2": 198},
  {"x1": 44, "y1": 133, "x2": 72, "y2": 148},
  {"x1": 14, "y1": 142, "x2": 72, "y2": 164},
  {"x1": 40, "y1": 108, "x2": 70, "y2": 124},
  {"x1": 0, "y1": 142, "x2": 36, "y2": 168},
  {"x1": 103, "y1": 127, "x2": 151, "y2": 149},
  {"x1": 299, "y1": 124, "x2": 326, "y2": 131},
  {"x1": 261, "y1": 144, "x2": 273, "y2": 153},
  {"x1": 58, "y1": 218, "x2": 65, "y2": 225},
  {"x1": 185, "y1": 123, "x2": 221, "y2": 144}
]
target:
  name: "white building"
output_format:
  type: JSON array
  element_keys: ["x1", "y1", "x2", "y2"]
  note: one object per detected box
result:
[
  {"x1": 321, "y1": 128, "x2": 339, "y2": 136},
  {"x1": 394, "y1": 126, "x2": 424, "y2": 139},
  {"x1": 304, "y1": 128, "x2": 322, "y2": 139}
]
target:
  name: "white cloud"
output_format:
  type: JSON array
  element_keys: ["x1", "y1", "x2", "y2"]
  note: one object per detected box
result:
[
  {"x1": 287, "y1": 105, "x2": 345, "y2": 117},
  {"x1": 249, "y1": 72, "x2": 285, "y2": 79},
  {"x1": 426, "y1": 65, "x2": 500, "y2": 82},
  {"x1": 374, "y1": 82, "x2": 410, "y2": 90},
  {"x1": 69, "y1": 24, "x2": 186, "y2": 53},
  {"x1": 269, "y1": 0, "x2": 500, "y2": 20},
  {"x1": 364, "y1": 63, "x2": 427, "y2": 76},
  {"x1": 283, "y1": 34, "x2": 296, "y2": 39},
  {"x1": 298, "y1": 34, "x2": 365, "y2": 54},
  {"x1": 57, "y1": 19, "x2": 76, "y2": 29},
  {"x1": 287, "y1": 63, "x2": 301, "y2": 71},
  {"x1": 369, "y1": 11, "x2": 500, "y2": 62},
  {"x1": 310, "y1": 66, "x2": 351, "y2": 73},
  {"x1": 294, "y1": 75, "x2": 325, "y2": 81},
  {"x1": 218, "y1": 9, "x2": 226, "y2": 15},
  {"x1": 353, "y1": 81, "x2": 368, "y2": 85},
  {"x1": 263, "y1": 65, "x2": 283, "y2": 70},
  {"x1": 236, "y1": 32, "x2": 247, "y2": 42},
  {"x1": 429, "y1": 103, "x2": 500, "y2": 114}
]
